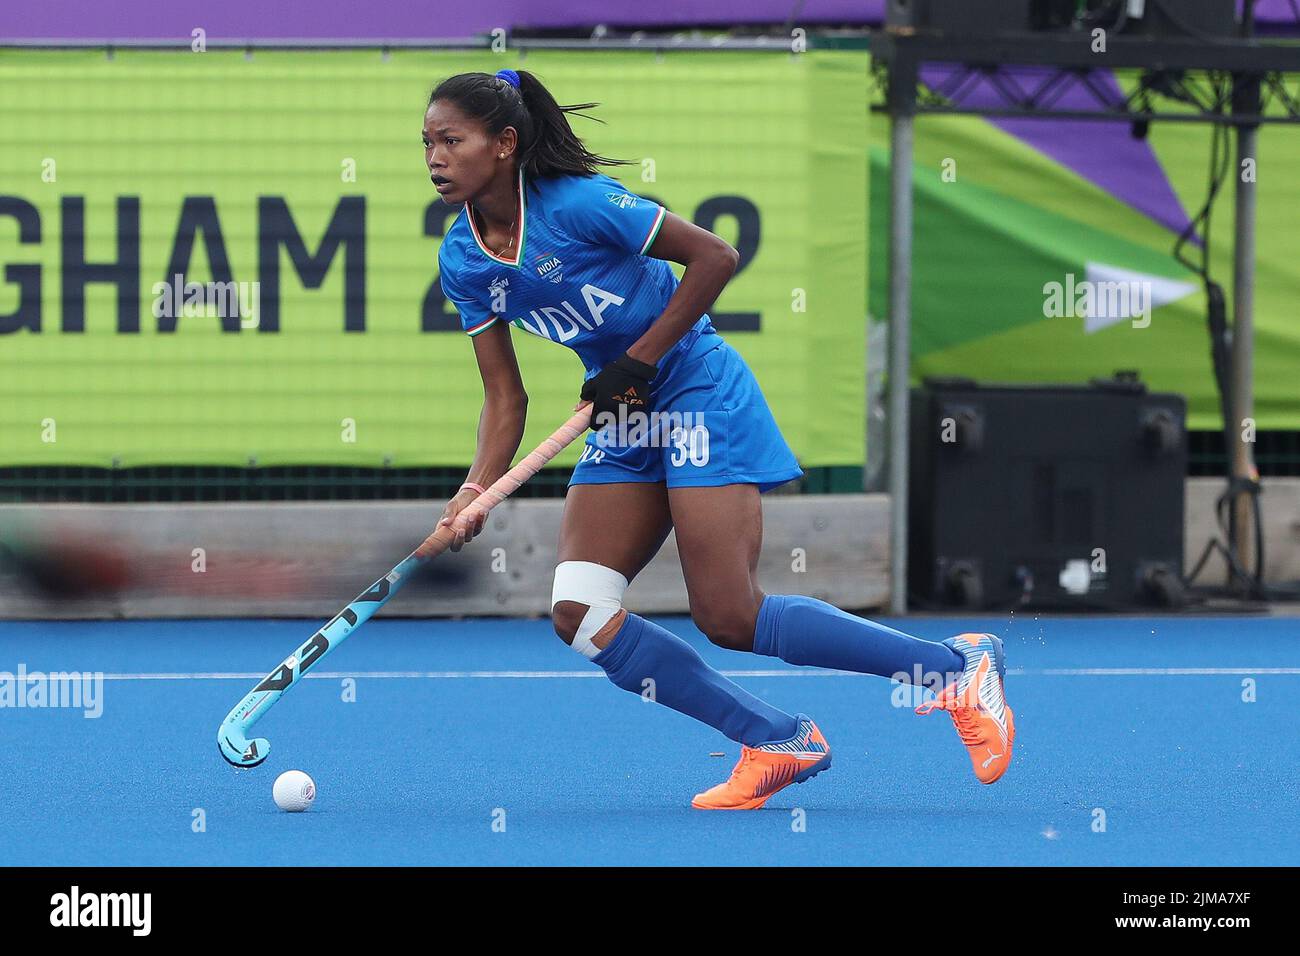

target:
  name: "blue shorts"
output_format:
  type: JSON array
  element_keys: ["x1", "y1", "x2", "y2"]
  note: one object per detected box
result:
[{"x1": 568, "y1": 335, "x2": 804, "y2": 493}]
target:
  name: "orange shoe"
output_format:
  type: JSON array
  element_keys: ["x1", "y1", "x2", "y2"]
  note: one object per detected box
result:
[
  {"x1": 916, "y1": 633, "x2": 1015, "y2": 784},
  {"x1": 691, "y1": 715, "x2": 831, "y2": 810}
]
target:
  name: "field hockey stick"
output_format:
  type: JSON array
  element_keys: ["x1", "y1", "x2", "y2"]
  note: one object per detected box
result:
[{"x1": 217, "y1": 404, "x2": 594, "y2": 768}]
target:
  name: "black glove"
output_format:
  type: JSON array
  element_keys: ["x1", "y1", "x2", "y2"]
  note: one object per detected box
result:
[{"x1": 579, "y1": 352, "x2": 658, "y2": 430}]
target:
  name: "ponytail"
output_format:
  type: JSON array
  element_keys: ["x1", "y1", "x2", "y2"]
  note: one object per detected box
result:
[{"x1": 429, "y1": 70, "x2": 632, "y2": 179}]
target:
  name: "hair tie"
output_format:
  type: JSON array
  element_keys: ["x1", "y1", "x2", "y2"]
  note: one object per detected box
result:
[{"x1": 495, "y1": 69, "x2": 520, "y2": 89}]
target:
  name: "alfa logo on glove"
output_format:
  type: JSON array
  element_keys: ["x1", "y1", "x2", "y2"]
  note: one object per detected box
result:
[{"x1": 579, "y1": 352, "x2": 658, "y2": 430}]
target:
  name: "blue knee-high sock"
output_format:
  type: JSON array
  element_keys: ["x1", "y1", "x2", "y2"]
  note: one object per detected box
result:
[
  {"x1": 592, "y1": 612, "x2": 798, "y2": 746},
  {"x1": 753, "y1": 594, "x2": 963, "y2": 686}
]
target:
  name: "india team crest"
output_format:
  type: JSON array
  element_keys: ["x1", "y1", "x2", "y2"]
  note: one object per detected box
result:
[{"x1": 535, "y1": 255, "x2": 563, "y2": 283}]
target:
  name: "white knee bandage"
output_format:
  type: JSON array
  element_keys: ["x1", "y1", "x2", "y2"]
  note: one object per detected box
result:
[{"x1": 551, "y1": 561, "x2": 630, "y2": 660}]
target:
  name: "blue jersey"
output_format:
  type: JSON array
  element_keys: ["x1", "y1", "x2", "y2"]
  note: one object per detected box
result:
[{"x1": 438, "y1": 168, "x2": 718, "y2": 380}]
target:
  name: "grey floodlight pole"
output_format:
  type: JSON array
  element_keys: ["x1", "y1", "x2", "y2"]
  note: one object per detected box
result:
[
  {"x1": 887, "y1": 46, "x2": 918, "y2": 615},
  {"x1": 1229, "y1": 72, "x2": 1262, "y2": 588}
]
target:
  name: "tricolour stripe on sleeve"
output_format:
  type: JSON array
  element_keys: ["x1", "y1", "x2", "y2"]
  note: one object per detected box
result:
[
  {"x1": 465, "y1": 316, "x2": 499, "y2": 337},
  {"x1": 638, "y1": 205, "x2": 668, "y2": 255}
]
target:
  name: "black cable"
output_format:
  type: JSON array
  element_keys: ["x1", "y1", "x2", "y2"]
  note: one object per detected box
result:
[
  {"x1": 1173, "y1": 73, "x2": 1231, "y2": 281},
  {"x1": 1184, "y1": 484, "x2": 1258, "y2": 594},
  {"x1": 1252, "y1": 480, "x2": 1265, "y2": 588},
  {"x1": 1184, "y1": 536, "x2": 1231, "y2": 586},
  {"x1": 1112, "y1": 0, "x2": 1129, "y2": 34},
  {"x1": 1173, "y1": 72, "x2": 1233, "y2": 461},
  {"x1": 1078, "y1": 0, "x2": 1126, "y2": 30},
  {"x1": 1169, "y1": 72, "x2": 1275, "y2": 602},
  {"x1": 1215, "y1": 482, "x2": 1261, "y2": 591}
]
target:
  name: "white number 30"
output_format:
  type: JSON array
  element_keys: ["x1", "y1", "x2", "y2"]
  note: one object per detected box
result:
[{"x1": 670, "y1": 425, "x2": 710, "y2": 467}]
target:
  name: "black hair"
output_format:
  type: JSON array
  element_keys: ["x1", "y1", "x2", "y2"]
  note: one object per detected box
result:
[{"x1": 428, "y1": 71, "x2": 632, "y2": 179}]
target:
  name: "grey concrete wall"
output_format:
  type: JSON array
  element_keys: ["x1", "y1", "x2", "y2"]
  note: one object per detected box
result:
[
  {"x1": 2, "y1": 477, "x2": 1294, "y2": 619},
  {"x1": 1184, "y1": 477, "x2": 1300, "y2": 586},
  {"x1": 0, "y1": 495, "x2": 890, "y2": 619}
]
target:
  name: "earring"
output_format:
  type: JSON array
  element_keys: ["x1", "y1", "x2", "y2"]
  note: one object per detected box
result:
[{"x1": 499, "y1": 153, "x2": 506, "y2": 159}]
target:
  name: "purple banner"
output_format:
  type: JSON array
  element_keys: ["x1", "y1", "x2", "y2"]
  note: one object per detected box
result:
[
  {"x1": 515, "y1": 0, "x2": 884, "y2": 31},
  {"x1": 0, "y1": 0, "x2": 882, "y2": 40},
  {"x1": 1, "y1": 1, "x2": 1292, "y2": 41}
]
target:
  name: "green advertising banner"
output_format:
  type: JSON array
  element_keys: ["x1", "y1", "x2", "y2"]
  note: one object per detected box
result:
[
  {"x1": 867, "y1": 74, "x2": 1300, "y2": 431},
  {"x1": 0, "y1": 49, "x2": 869, "y2": 469}
]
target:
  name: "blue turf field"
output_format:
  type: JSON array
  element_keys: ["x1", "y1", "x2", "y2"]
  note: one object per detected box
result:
[{"x1": 0, "y1": 615, "x2": 1295, "y2": 866}]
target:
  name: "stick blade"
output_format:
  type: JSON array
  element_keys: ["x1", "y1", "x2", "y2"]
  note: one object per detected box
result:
[{"x1": 218, "y1": 726, "x2": 270, "y2": 768}]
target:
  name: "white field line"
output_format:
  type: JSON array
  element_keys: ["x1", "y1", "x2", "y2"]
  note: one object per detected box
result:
[{"x1": 25, "y1": 666, "x2": 1300, "y2": 681}]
